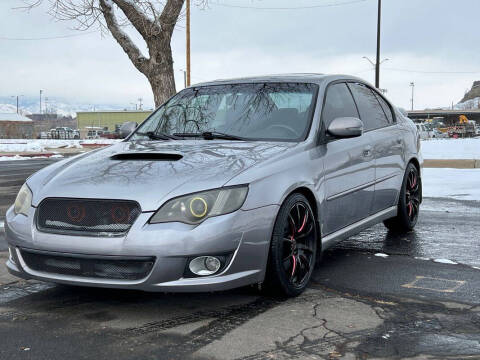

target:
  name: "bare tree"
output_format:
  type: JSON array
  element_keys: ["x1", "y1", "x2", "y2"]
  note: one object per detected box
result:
[{"x1": 24, "y1": 0, "x2": 190, "y2": 107}]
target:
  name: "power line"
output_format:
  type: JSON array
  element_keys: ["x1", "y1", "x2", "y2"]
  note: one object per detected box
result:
[
  {"x1": 0, "y1": 30, "x2": 97, "y2": 41},
  {"x1": 384, "y1": 67, "x2": 480, "y2": 75},
  {"x1": 211, "y1": 0, "x2": 367, "y2": 10}
]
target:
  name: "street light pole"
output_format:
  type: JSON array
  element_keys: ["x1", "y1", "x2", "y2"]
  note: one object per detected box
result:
[
  {"x1": 39, "y1": 90, "x2": 43, "y2": 114},
  {"x1": 186, "y1": 0, "x2": 191, "y2": 87},
  {"x1": 179, "y1": 69, "x2": 187, "y2": 89},
  {"x1": 362, "y1": 56, "x2": 389, "y2": 90},
  {"x1": 375, "y1": 0, "x2": 382, "y2": 89},
  {"x1": 410, "y1": 82, "x2": 415, "y2": 111}
]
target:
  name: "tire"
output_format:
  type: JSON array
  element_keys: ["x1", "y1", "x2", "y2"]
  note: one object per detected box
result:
[
  {"x1": 264, "y1": 193, "x2": 318, "y2": 297},
  {"x1": 384, "y1": 163, "x2": 421, "y2": 232}
]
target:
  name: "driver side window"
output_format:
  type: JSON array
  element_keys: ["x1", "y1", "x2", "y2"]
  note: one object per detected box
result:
[{"x1": 322, "y1": 83, "x2": 360, "y2": 129}]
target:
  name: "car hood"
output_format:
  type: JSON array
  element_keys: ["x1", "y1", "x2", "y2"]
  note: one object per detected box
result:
[{"x1": 28, "y1": 140, "x2": 296, "y2": 211}]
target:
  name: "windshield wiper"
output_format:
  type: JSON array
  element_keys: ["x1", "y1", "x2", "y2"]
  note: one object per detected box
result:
[
  {"x1": 137, "y1": 131, "x2": 178, "y2": 140},
  {"x1": 173, "y1": 131, "x2": 246, "y2": 141}
]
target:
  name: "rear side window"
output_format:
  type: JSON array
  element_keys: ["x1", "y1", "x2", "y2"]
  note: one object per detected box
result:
[
  {"x1": 322, "y1": 83, "x2": 359, "y2": 128},
  {"x1": 348, "y1": 83, "x2": 389, "y2": 131},
  {"x1": 374, "y1": 93, "x2": 394, "y2": 124}
]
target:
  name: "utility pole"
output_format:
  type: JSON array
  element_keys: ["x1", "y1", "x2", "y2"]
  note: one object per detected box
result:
[
  {"x1": 186, "y1": 0, "x2": 191, "y2": 87},
  {"x1": 138, "y1": 98, "x2": 143, "y2": 111},
  {"x1": 375, "y1": 0, "x2": 382, "y2": 89},
  {"x1": 410, "y1": 82, "x2": 415, "y2": 111},
  {"x1": 39, "y1": 90, "x2": 43, "y2": 114}
]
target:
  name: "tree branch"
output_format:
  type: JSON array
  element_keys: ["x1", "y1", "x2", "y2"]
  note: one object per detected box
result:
[
  {"x1": 99, "y1": 0, "x2": 150, "y2": 73},
  {"x1": 111, "y1": 0, "x2": 159, "y2": 39},
  {"x1": 159, "y1": 0, "x2": 185, "y2": 38}
]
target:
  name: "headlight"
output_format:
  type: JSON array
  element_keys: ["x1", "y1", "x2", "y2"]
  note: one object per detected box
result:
[
  {"x1": 14, "y1": 183, "x2": 33, "y2": 216},
  {"x1": 150, "y1": 186, "x2": 248, "y2": 225}
]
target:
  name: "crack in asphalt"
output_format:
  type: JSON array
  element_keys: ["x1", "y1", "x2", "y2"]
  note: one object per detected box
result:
[{"x1": 0, "y1": 278, "x2": 479, "y2": 359}]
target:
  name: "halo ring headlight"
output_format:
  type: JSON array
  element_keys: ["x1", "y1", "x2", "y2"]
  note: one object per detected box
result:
[
  {"x1": 150, "y1": 185, "x2": 249, "y2": 225},
  {"x1": 189, "y1": 197, "x2": 208, "y2": 218}
]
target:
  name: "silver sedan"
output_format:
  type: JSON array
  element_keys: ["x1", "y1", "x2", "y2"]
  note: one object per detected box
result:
[{"x1": 5, "y1": 74, "x2": 422, "y2": 297}]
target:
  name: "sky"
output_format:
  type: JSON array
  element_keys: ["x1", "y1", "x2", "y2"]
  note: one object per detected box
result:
[{"x1": 1, "y1": 0, "x2": 480, "y2": 111}]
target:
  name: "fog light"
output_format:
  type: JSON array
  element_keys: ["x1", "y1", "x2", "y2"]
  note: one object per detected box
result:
[{"x1": 189, "y1": 256, "x2": 221, "y2": 276}]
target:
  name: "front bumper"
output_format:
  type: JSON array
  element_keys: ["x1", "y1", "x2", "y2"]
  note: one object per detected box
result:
[{"x1": 5, "y1": 204, "x2": 279, "y2": 292}]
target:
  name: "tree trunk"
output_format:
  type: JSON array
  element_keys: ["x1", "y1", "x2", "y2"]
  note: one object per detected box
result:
[
  {"x1": 99, "y1": 0, "x2": 184, "y2": 109},
  {"x1": 145, "y1": 51, "x2": 177, "y2": 107}
]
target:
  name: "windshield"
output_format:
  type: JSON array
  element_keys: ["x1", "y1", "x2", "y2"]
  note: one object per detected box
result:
[{"x1": 130, "y1": 82, "x2": 318, "y2": 142}]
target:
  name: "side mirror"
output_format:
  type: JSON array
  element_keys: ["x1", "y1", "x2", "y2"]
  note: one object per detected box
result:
[
  {"x1": 327, "y1": 117, "x2": 363, "y2": 138},
  {"x1": 119, "y1": 121, "x2": 138, "y2": 139}
]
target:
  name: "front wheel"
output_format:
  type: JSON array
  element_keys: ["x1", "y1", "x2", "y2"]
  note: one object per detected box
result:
[
  {"x1": 264, "y1": 193, "x2": 318, "y2": 297},
  {"x1": 384, "y1": 163, "x2": 421, "y2": 232}
]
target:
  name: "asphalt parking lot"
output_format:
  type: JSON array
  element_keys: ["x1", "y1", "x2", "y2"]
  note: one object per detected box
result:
[{"x1": 0, "y1": 159, "x2": 479, "y2": 359}]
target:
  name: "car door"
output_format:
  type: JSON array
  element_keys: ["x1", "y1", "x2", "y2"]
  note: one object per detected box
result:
[
  {"x1": 321, "y1": 82, "x2": 375, "y2": 235},
  {"x1": 348, "y1": 83, "x2": 404, "y2": 214}
]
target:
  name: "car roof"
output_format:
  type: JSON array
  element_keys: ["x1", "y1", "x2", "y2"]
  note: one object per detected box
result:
[{"x1": 193, "y1": 73, "x2": 369, "y2": 87}]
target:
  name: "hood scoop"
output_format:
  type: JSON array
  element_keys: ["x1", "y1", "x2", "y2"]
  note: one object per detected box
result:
[{"x1": 110, "y1": 152, "x2": 183, "y2": 161}]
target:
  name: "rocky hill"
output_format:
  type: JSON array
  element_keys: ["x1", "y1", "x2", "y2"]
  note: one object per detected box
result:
[{"x1": 460, "y1": 81, "x2": 480, "y2": 103}]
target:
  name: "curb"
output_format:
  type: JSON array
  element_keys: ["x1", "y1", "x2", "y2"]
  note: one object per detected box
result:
[
  {"x1": 424, "y1": 159, "x2": 480, "y2": 169},
  {"x1": 80, "y1": 143, "x2": 111, "y2": 148}
]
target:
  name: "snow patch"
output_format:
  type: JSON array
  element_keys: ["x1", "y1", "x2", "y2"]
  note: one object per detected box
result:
[
  {"x1": 433, "y1": 258, "x2": 458, "y2": 265},
  {"x1": 0, "y1": 139, "x2": 118, "y2": 153},
  {"x1": 422, "y1": 138, "x2": 480, "y2": 160},
  {"x1": 0, "y1": 155, "x2": 64, "y2": 161},
  {"x1": 414, "y1": 257, "x2": 431, "y2": 261},
  {"x1": 0, "y1": 142, "x2": 45, "y2": 153},
  {"x1": 422, "y1": 168, "x2": 480, "y2": 201},
  {"x1": 374, "y1": 253, "x2": 389, "y2": 258}
]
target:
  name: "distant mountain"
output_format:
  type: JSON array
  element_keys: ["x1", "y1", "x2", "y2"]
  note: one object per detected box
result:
[
  {"x1": 0, "y1": 103, "x2": 23, "y2": 114},
  {"x1": 0, "y1": 96, "x2": 146, "y2": 118},
  {"x1": 460, "y1": 81, "x2": 480, "y2": 104},
  {"x1": 454, "y1": 97, "x2": 480, "y2": 111}
]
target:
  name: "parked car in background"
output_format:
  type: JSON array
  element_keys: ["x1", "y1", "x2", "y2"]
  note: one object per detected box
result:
[
  {"x1": 39, "y1": 128, "x2": 80, "y2": 139},
  {"x1": 415, "y1": 123, "x2": 432, "y2": 139},
  {"x1": 5, "y1": 74, "x2": 422, "y2": 297},
  {"x1": 432, "y1": 128, "x2": 448, "y2": 138},
  {"x1": 86, "y1": 129, "x2": 104, "y2": 139}
]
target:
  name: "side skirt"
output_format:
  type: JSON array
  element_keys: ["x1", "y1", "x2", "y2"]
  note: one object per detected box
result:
[{"x1": 321, "y1": 206, "x2": 397, "y2": 250}]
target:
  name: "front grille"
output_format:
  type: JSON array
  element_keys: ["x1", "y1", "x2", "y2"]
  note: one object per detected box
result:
[
  {"x1": 20, "y1": 249, "x2": 155, "y2": 281},
  {"x1": 36, "y1": 198, "x2": 141, "y2": 236}
]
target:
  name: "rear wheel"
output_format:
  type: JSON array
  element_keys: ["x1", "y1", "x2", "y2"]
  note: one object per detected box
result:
[
  {"x1": 384, "y1": 163, "x2": 421, "y2": 232},
  {"x1": 264, "y1": 193, "x2": 318, "y2": 297}
]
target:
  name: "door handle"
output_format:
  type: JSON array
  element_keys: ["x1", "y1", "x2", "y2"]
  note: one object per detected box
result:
[{"x1": 363, "y1": 147, "x2": 372, "y2": 157}]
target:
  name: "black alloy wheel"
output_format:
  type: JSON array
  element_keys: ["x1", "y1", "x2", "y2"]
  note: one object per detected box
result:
[
  {"x1": 265, "y1": 193, "x2": 318, "y2": 297},
  {"x1": 384, "y1": 163, "x2": 422, "y2": 232},
  {"x1": 405, "y1": 167, "x2": 421, "y2": 223}
]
